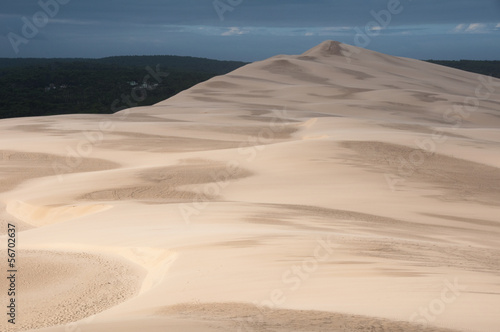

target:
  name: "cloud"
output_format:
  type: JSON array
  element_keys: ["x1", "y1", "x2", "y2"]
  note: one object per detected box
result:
[
  {"x1": 322, "y1": 27, "x2": 351, "y2": 32},
  {"x1": 3, "y1": 0, "x2": 500, "y2": 28},
  {"x1": 453, "y1": 23, "x2": 489, "y2": 33},
  {"x1": 453, "y1": 24, "x2": 466, "y2": 32},
  {"x1": 465, "y1": 23, "x2": 486, "y2": 32},
  {"x1": 50, "y1": 18, "x2": 100, "y2": 26},
  {"x1": 221, "y1": 27, "x2": 247, "y2": 36},
  {"x1": 2, "y1": 0, "x2": 500, "y2": 60}
]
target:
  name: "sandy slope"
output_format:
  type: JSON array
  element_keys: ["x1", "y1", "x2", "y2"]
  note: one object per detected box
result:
[{"x1": 1, "y1": 41, "x2": 499, "y2": 332}]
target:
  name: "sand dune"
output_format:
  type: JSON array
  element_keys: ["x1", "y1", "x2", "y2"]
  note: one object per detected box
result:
[
  {"x1": 1, "y1": 40, "x2": 499, "y2": 332},
  {"x1": 0, "y1": 249, "x2": 144, "y2": 331},
  {"x1": 340, "y1": 141, "x2": 500, "y2": 205},
  {"x1": 0, "y1": 150, "x2": 119, "y2": 193},
  {"x1": 79, "y1": 160, "x2": 252, "y2": 203}
]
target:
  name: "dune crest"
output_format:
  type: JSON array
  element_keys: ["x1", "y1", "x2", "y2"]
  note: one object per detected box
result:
[
  {"x1": 5, "y1": 200, "x2": 113, "y2": 227},
  {"x1": 302, "y1": 40, "x2": 345, "y2": 57}
]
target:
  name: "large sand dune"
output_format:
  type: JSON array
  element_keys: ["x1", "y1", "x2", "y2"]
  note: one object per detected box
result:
[{"x1": 1, "y1": 41, "x2": 499, "y2": 332}]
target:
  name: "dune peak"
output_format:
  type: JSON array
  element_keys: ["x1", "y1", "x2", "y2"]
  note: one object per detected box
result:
[{"x1": 302, "y1": 40, "x2": 344, "y2": 57}]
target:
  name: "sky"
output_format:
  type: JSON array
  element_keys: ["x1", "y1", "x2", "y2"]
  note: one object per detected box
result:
[{"x1": 1, "y1": 0, "x2": 500, "y2": 61}]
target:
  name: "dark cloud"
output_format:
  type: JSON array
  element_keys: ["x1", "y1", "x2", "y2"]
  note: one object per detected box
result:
[
  {"x1": 0, "y1": 0, "x2": 499, "y2": 59},
  {"x1": 3, "y1": 0, "x2": 499, "y2": 27}
]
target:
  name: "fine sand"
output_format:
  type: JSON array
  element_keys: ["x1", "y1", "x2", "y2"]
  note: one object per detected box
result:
[{"x1": 0, "y1": 40, "x2": 499, "y2": 332}]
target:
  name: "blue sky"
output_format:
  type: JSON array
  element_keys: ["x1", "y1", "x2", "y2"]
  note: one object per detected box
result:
[{"x1": 1, "y1": 0, "x2": 499, "y2": 61}]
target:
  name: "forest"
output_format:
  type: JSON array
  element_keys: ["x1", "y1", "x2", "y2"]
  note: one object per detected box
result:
[
  {"x1": 0, "y1": 56, "x2": 247, "y2": 119},
  {"x1": 0, "y1": 57, "x2": 498, "y2": 119},
  {"x1": 426, "y1": 60, "x2": 500, "y2": 79}
]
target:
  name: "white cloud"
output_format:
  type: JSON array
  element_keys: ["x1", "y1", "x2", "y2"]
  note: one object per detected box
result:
[
  {"x1": 453, "y1": 23, "x2": 488, "y2": 33},
  {"x1": 465, "y1": 23, "x2": 486, "y2": 32},
  {"x1": 221, "y1": 27, "x2": 246, "y2": 36},
  {"x1": 322, "y1": 27, "x2": 351, "y2": 32},
  {"x1": 51, "y1": 18, "x2": 100, "y2": 26},
  {"x1": 453, "y1": 23, "x2": 466, "y2": 32},
  {"x1": 496, "y1": 23, "x2": 500, "y2": 28}
]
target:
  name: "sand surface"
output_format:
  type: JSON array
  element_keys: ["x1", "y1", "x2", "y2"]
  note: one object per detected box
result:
[{"x1": 1, "y1": 41, "x2": 499, "y2": 331}]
